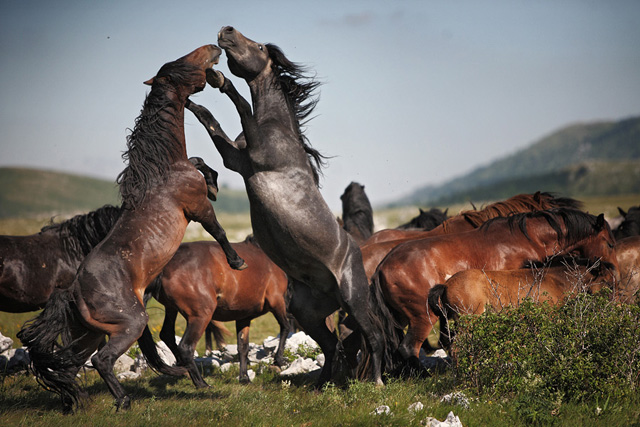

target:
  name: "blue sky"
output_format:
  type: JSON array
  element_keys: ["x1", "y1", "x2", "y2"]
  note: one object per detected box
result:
[{"x1": 1, "y1": 0, "x2": 639, "y2": 211}]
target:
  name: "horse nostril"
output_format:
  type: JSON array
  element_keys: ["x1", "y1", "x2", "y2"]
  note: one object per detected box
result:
[{"x1": 226, "y1": 26, "x2": 234, "y2": 32}]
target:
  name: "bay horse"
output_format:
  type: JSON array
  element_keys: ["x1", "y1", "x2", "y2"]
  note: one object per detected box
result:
[
  {"x1": 614, "y1": 205, "x2": 640, "y2": 240},
  {"x1": 18, "y1": 45, "x2": 246, "y2": 413},
  {"x1": 429, "y1": 261, "x2": 611, "y2": 351},
  {"x1": 364, "y1": 192, "x2": 582, "y2": 245},
  {"x1": 340, "y1": 181, "x2": 374, "y2": 245},
  {"x1": 0, "y1": 205, "x2": 120, "y2": 313},
  {"x1": 615, "y1": 235, "x2": 640, "y2": 303},
  {"x1": 370, "y1": 208, "x2": 619, "y2": 373},
  {"x1": 0, "y1": 157, "x2": 220, "y2": 314},
  {"x1": 186, "y1": 26, "x2": 392, "y2": 386},
  {"x1": 138, "y1": 235, "x2": 290, "y2": 386}
]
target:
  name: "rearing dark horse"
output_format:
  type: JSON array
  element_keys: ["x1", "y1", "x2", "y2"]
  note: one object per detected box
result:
[
  {"x1": 187, "y1": 27, "x2": 392, "y2": 385},
  {"x1": 19, "y1": 45, "x2": 246, "y2": 413}
]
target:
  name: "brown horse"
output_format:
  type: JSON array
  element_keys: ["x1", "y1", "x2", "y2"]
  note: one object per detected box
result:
[
  {"x1": 0, "y1": 205, "x2": 121, "y2": 313},
  {"x1": 429, "y1": 262, "x2": 611, "y2": 350},
  {"x1": 615, "y1": 235, "x2": 640, "y2": 303},
  {"x1": 18, "y1": 45, "x2": 246, "y2": 413},
  {"x1": 371, "y1": 208, "x2": 618, "y2": 373},
  {"x1": 187, "y1": 27, "x2": 392, "y2": 386},
  {"x1": 360, "y1": 192, "x2": 583, "y2": 280},
  {"x1": 138, "y1": 236, "x2": 290, "y2": 386},
  {"x1": 364, "y1": 192, "x2": 582, "y2": 245},
  {"x1": 0, "y1": 157, "x2": 220, "y2": 314}
]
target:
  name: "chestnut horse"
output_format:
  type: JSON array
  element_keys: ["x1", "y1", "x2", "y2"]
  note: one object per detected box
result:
[
  {"x1": 364, "y1": 192, "x2": 582, "y2": 245},
  {"x1": 429, "y1": 262, "x2": 611, "y2": 351},
  {"x1": 19, "y1": 45, "x2": 246, "y2": 413},
  {"x1": 138, "y1": 235, "x2": 290, "y2": 386},
  {"x1": 186, "y1": 27, "x2": 392, "y2": 386},
  {"x1": 0, "y1": 157, "x2": 220, "y2": 314},
  {"x1": 360, "y1": 192, "x2": 582, "y2": 280},
  {"x1": 615, "y1": 235, "x2": 640, "y2": 303},
  {"x1": 371, "y1": 208, "x2": 619, "y2": 372}
]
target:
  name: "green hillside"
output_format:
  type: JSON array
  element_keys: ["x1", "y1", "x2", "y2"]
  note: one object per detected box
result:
[
  {"x1": 399, "y1": 116, "x2": 640, "y2": 206},
  {"x1": 0, "y1": 167, "x2": 250, "y2": 219}
]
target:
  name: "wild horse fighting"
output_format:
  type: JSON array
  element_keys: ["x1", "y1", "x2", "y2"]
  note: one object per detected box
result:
[
  {"x1": 18, "y1": 45, "x2": 246, "y2": 413},
  {"x1": 187, "y1": 26, "x2": 393, "y2": 386}
]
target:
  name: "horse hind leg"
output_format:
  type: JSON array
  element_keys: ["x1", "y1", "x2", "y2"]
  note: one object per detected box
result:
[
  {"x1": 89, "y1": 306, "x2": 149, "y2": 411},
  {"x1": 288, "y1": 280, "x2": 340, "y2": 387},
  {"x1": 236, "y1": 318, "x2": 252, "y2": 384}
]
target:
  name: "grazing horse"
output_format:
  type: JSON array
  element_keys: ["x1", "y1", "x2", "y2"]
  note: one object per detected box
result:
[
  {"x1": 371, "y1": 208, "x2": 619, "y2": 372},
  {"x1": 187, "y1": 26, "x2": 392, "y2": 385},
  {"x1": 340, "y1": 182, "x2": 374, "y2": 245},
  {"x1": 18, "y1": 45, "x2": 246, "y2": 413},
  {"x1": 364, "y1": 192, "x2": 582, "y2": 245},
  {"x1": 429, "y1": 262, "x2": 611, "y2": 351},
  {"x1": 614, "y1": 205, "x2": 640, "y2": 240},
  {"x1": 396, "y1": 208, "x2": 449, "y2": 231},
  {"x1": 138, "y1": 235, "x2": 290, "y2": 386},
  {"x1": 0, "y1": 205, "x2": 120, "y2": 313},
  {"x1": 360, "y1": 192, "x2": 583, "y2": 280},
  {"x1": 615, "y1": 235, "x2": 640, "y2": 303}
]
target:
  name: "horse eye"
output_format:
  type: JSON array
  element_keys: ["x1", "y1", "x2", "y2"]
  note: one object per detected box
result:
[{"x1": 258, "y1": 45, "x2": 263, "y2": 51}]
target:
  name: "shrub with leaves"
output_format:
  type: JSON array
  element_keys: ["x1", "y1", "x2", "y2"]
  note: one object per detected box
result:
[{"x1": 451, "y1": 290, "x2": 640, "y2": 403}]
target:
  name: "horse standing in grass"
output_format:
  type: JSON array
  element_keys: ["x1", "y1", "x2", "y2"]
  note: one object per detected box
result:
[
  {"x1": 18, "y1": 45, "x2": 246, "y2": 413},
  {"x1": 429, "y1": 261, "x2": 611, "y2": 351},
  {"x1": 138, "y1": 235, "x2": 290, "y2": 386},
  {"x1": 187, "y1": 26, "x2": 393, "y2": 386},
  {"x1": 370, "y1": 208, "x2": 619, "y2": 373}
]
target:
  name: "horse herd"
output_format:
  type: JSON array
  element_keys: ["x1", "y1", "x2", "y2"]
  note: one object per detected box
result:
[{"x1": 1, "y1": 27, "x2": 639, "y2": 414}]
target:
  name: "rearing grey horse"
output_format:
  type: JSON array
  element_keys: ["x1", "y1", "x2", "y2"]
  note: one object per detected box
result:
[{"x1": 187, "y1": 26, "x2": 394, "y2": 386}]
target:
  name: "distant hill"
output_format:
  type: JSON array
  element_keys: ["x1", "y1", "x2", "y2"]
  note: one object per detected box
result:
[
  {"x1": 0, "y1": 167, "x2": 250, "y2": 219},
  {"x1": 395, "y1": 116, "x2": 640, "y2": 206}
]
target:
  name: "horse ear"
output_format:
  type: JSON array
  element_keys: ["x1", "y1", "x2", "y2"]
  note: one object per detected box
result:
[
  {"x1": 596, "y1": 213, "x2": 606, "y2": 229},
  {"x1": 618, "y1": 207, "x2": 627, "y2": 217},
  {"x1": 533, "y1": 191, "x2": 541, "y2": 202},
  {"x1": 419, "y1": 208, "x2": 425, "y2": 214},
  {"x1": 143, "y1": 77, "x2": 155, "y2": 86}
]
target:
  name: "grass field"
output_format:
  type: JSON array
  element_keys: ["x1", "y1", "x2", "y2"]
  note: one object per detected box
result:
[{"x1": 1, "y1": 195, "x2": 639, "y2": 425}]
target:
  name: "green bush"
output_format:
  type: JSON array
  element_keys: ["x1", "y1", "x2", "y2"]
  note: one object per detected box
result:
[{"x1": 451, "y1": 290, "x2": 640, "y2": 405}]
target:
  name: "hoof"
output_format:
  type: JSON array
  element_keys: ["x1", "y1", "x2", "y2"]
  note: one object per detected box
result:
[
  {"x1": 206, "y1": 68, "x2": 225, "y2": 88},
  {"x1": 116, "y1": 395, "x2": 131, "y2": 412},
  {"x1": 230, "y1": 259, "x2": 248, "y2": 271},
  {"x1": 207, "y1": 185, "x2": 218, "y2": 201}
]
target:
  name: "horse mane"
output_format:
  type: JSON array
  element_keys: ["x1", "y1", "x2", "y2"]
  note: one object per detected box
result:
[
  {"x1": 116, "y1": 61, "x2": 199, "y2": 209},
  {"x1": 41, "y1": 205, "x2": 122, "y2": 258},
  {"x1": 482, "y1": 207, "x2": 603, "y2": 246},
  {"x1": 266, "y1": 43, "x2": 327, "y2": 185},
  {"x1": 341, "y1": 182, "x2": 374, "y2": 240},
  {"x1": 457, "y1": 192, "x2": 583, "y2": 228}
]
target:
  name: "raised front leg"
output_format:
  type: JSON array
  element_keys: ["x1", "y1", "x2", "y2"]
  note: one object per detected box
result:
[
  {"x1": 188, "y1": 198, "x2": 247, "y2": 271},
  {"x1": 186, "y1": 100, "x2": 246, "y2": 174},
  {"x1": 189, "y1": 157, "x2": 219, "y2": 201}
]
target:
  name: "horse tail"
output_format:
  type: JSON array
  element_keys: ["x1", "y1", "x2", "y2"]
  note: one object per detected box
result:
[
  {"x1": 428, "y1": 284, "x2": 455, "y2": 349},
  {"x1": 207, "y1": 321, "x2": 230, "y2": 350},
  {"x1": 137, "y1": 326, "x2": 187, "y2": 377},
  {"x1": 17, "y1": 287, "x2": 87, "y2": 412},
  {"x1": 357, "y1": 270, "x2": 405, "y2": 379}
]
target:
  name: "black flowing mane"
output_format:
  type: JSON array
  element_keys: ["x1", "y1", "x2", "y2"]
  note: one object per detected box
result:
[
  {"x1": 116, "y1": 61, "x2": 200, "y2": 208},
  {"x1": 41, "y1": 205, "x2": 122, "y2": 259},
  {"x1": 482, "y1": 208, "x2": 605, "y2": 245},
  {"x1": 266, "y1": 43, "x2": 327, "y2": 185}
]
